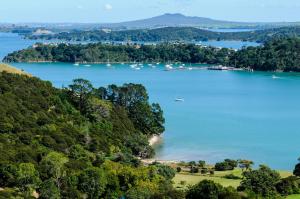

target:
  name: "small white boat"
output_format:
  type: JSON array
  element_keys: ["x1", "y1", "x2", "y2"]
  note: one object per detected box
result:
[
  {"x1": 134, "y1": 67, "x2": 141, "y2": 70},
  {"x1": 130, "y1": 64, "x2": 138, "y2": 68},
  {"x1": 272, "y1": 75, "x2": 280, "y2": 79},
  {"x1": 84, "y1": 64, "x2": 91, "y2": 67},
  {"x1": 188, "y1": 67, "x2": 193, "y2": 70},
  {"x1": 175, "y1": 98, "x2": 185, "y2": 102},
  {"x1": 106, "y1": 63, "x2": 112, "y2": 67},
  {"x1": 165, "y1": 64, "x2": 173, "y2": 69},
  {"x1": 73, "y1": 63, "x2": 79, "y2": 66}
]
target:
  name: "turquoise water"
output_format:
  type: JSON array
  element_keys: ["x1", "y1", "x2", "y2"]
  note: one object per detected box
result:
[
  {"x1": 198, "y1": 40, "x2": 260, "y2": 50},
  {"x1": 0, "y1": 33, "x2": 36, "y2": 60},
  {"x1": 0, "y1": 32, "x2": 259, "y2": 59},
  {"x1": 10, "y1": 62, "x2": 300, "y2": 170},
  {"x1": 1, "y1": 32, "x2": 299, "y2": 170},
  {"x1": 208, "y1": 28, "x2": 257, "y2": 33}
]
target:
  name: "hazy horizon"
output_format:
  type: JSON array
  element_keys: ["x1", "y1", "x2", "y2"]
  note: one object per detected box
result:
[{"x1": 1, "y1": 0, "x2": 300, "y2": 23}]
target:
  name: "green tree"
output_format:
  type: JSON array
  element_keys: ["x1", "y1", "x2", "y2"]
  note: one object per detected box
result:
[
  {"x1": 0, "y1": 164, "x2": 18, "y2": 187},
  {"x1": 40, "y1": 152, "x2": 69, "y2": 191},
  {"x1": 186, "y1": 180, "x2": 226, "y2": 199},
  {"x1": 276, "y1": 176, "x2": 300, "y2": 196},
  {"x1": 215, "y1": 159, "x2": 237, "y2": 171},
  {"x1": 293, "y1": 163, "x2": 300, "y2": 177},
  {"x1": 16, "y1": 163, "x2": 41, "y2": 191},
  {"x1": 198, "y1": 160, "x2": 206, "y2": 168},
  {"x1": 68, "y1": 144, "x2": 95, "y2": 163},
  {"x1": 238, "y1": 165, "x2": 281, "y2": 198},
  {"x1": 150, "y1": 163, "x2": 176, "y2": 180},
  {"x1": 238, "y1": 159, "x2": 254, "y2": 171},
  {"x1": 68, "y1": 78, "x2": 93, "y2": 113},
  {"x1": 39, "y1": 179, "x2": 60, "y2": 199},
  {"x1": 78, "y1": 167, "x2": 107, "y2": 199}
]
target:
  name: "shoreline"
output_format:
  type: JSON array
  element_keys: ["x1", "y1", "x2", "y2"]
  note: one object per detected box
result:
[
  {"x1": 5, "y1": 62, "x2": 291, "y2": 73},
  {"x1": 149, "y1": 135, "x2": 162, "y2": 146},
  {"x1": 145, "y1": 135, "x2": 180, "y2": 165}
]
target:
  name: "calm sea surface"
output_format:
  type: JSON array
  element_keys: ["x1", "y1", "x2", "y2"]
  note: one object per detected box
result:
[{"x1": 1, "y1": 33, "x2": 299, "y2": 170}]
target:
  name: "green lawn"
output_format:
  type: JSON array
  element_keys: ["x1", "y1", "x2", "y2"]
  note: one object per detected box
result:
[
  {"x1": 173, "y1": 169, "x2": 292, "y2": 190},
  {"x1": 286, "y1": 194, "x2": 300, "y2": 199},
  {"x1": 173, "y1": 173, "x2": 241, "y2": 189}
]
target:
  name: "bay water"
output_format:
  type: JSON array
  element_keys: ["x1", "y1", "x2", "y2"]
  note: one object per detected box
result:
[{"x1": 1, "y1": 32, "x2": 299, "y2": 170}]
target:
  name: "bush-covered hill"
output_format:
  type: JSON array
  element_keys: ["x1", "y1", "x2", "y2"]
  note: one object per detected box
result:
[
  {"x1": 229, "y1": 37, "x2": 300, "y2": 71},
  {"x1": 26, "y1": 26, "x2": 300, "y2": 43},
  {"x1": 0, "y1": 72, "x2": 183, "y2": 198}
]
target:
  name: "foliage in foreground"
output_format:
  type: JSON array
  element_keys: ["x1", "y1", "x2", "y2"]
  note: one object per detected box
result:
[{"x1": 0, "y1": 72, "x2": 174, "y2": 198}]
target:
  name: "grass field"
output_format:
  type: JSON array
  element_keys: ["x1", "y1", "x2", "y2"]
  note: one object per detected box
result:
[
  {"x1": 286, "y1": 194, "x2": 300, "y2": 199},
  {"x1": 173, "y1": 169, "x2": 293, "y2": 190},
  {"x1": 0, "y1": 64, "x2": 31, "y2": 76}
]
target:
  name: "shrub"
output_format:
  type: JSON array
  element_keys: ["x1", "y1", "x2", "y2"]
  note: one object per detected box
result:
[
  {"x1": 215, "y1": 159, "x2": 237, "y2": 171},
  {"x1": 198, "y1": 160, "x2": 206, "y2": 168},
  {"x1": 186, "y1": 180, "x2": 241, "y2": 199},
  {"x1": 180, "y1": 181, "x2": 187, "y2": 185},
  {"x1": 238, "y1": 165, "x2": 281, "y2": 198},
  {"x1": 190, "y1": 167, "x2": 199, "y2": 174},
  {"x1": 176, "y1": 167, "x2": 182, "y2": 173},
  {"x1": 276, "y1": 176, "x2": 300, "y2": 196},
  {"x1": 201, "y1": 168, "x2": 209, "y2": 175},
  {"x1": 293, "y1": 163, "x2": 300, "y2": 177},
  {"x1": 223, "y1": 174, "x2": 241, "y2": 180}
]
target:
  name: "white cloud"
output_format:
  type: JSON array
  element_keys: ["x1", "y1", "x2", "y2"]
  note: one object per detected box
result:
[{"x1": 104, "y1": 3, "x2": 113, "y2": 10}]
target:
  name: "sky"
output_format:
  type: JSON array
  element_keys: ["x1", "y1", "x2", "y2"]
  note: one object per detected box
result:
[{"x1": 1, "y1": 0, "x2": 300, "y2": 23}]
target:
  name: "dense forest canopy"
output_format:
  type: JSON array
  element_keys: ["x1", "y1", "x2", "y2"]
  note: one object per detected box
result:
[
  {"x1": 2, "y1": 42, "x2": 235, "y2": 65},
  {"x1": 0, "y1": 72, "x2": 179, "y2": 198},
  {"x1": 26, "y1": 26, "x2": 300, "y2": 43},
  {"x1": 3, "y1": 37, "x2": 300, "y2": 72},
  {"x1": 230, "y1": 37, "x2": 300, "y2": 71}
]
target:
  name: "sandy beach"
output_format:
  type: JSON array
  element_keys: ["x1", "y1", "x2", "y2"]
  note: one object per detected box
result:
[{"x1": 149, "y1": 134, "x2": 162, "y2": 146}]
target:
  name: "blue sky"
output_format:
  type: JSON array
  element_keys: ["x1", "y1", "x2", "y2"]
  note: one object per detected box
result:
[{"x1": 1, "y1": 0, "x2": 300, "y2": 23}]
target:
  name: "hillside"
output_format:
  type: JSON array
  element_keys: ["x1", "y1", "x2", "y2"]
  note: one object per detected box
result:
[
  {"x1": 27, "y1": 27, "x2": 222, "y2": 42},
  {"x1": 99, "y1": 13, "x2": 300, "y2": 29},
  {"x1": 0, "y1": 63, "x2": 31, "y2": 76},
  {"x1": 2, "y1": 43, "x2": 235, "y2": 65},
  {"x1": 27, "y1": 26, "x2": 300, "y2": 43},
  {"x1": 0, "y1": 72, "x2": 180, "y2": 198},
  {"x1": 100, "y1": 13, "x2": 244, "y2": 29}
]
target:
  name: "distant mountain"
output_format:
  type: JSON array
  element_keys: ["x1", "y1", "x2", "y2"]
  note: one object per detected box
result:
[
  {"x1": 2, "y1": 13, "x2": 300, "y2": 31},
  {"x1": 100, "y1": 13, "x2": 247, "y2": 29}
]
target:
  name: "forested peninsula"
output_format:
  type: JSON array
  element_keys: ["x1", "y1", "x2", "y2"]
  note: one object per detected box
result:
[
  {"x1": 27, "y1": 26, "x2": 300, "y2": 43},
  {"x1": 3, "y1": 37, "x2": 300, "y2": 72}
]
